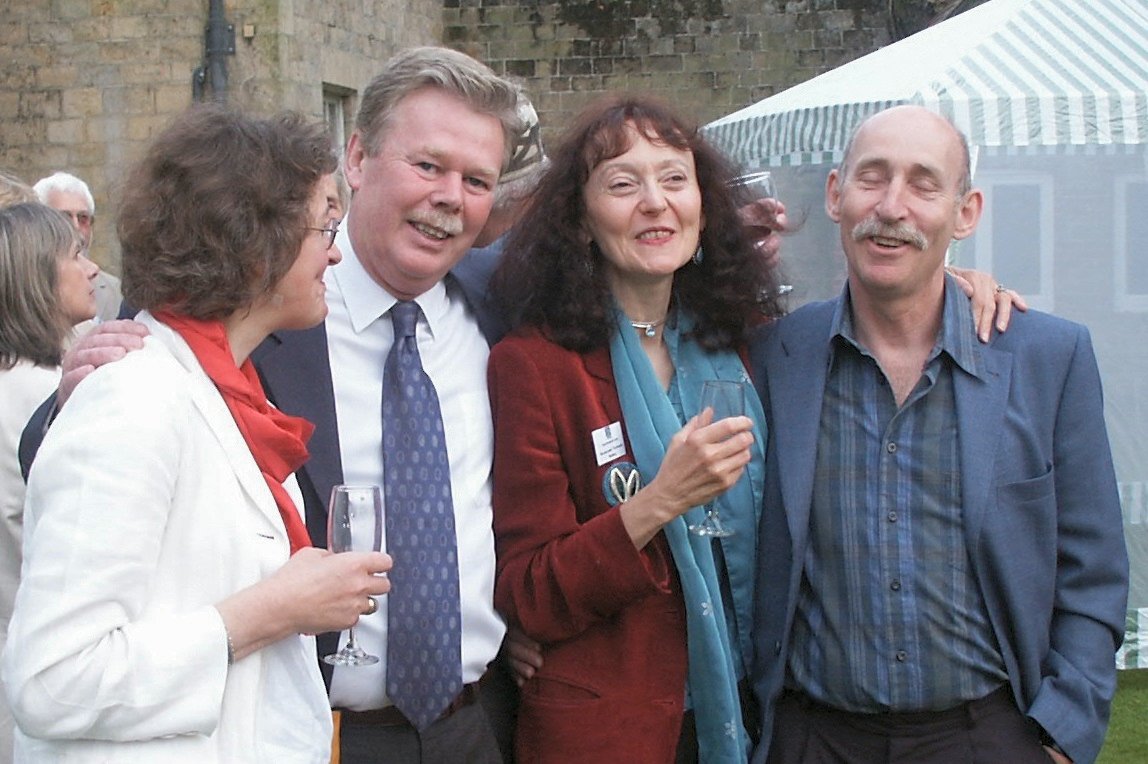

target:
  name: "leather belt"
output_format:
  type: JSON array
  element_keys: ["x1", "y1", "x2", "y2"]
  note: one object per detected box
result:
[{"x1": 336, "y1": 681, "x2": 482, "y2": 728}]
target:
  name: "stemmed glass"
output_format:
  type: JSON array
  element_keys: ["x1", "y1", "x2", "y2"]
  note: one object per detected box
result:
[
  {"x1": 323, "y1": 484, "x2": 383, "y2": 666},
  {"x1": 729, "y1": 170, "x2": 793, "y2": 296},
  {"x1": 689, "y1": 380, "x2": 745, "y2": 538},
  {"x1": 728, "y1": 169, "x2": 777, "y2": 202}
]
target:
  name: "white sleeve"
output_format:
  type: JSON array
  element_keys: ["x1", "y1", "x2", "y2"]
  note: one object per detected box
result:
[{"x1": 2, "y1": 355, "x2": 229, "y2": 742}]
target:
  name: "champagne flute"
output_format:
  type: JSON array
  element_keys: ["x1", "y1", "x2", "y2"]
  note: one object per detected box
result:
[
  {"x1": 323, "y1": 484, "x2": 383, "y2": 666},
  {"x1": 689, "y1": 380, "x2": 745, "y2": 538}
]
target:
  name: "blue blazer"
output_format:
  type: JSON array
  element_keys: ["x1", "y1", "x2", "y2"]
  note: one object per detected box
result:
[{"x1": 748, "y1": 297, "x2": 1128, "y2": 764}]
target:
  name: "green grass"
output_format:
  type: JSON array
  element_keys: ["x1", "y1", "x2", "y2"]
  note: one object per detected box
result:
[{"x1": 1098, "y1": 670, "x2": 1148, "y2": 763}]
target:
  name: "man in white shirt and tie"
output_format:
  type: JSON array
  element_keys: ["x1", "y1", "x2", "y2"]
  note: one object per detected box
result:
[{"x1": 252, "y1": 47, "x2": 524, "y2": 762}]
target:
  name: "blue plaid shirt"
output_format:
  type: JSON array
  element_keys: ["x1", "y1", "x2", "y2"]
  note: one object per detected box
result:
[{"x1": 786, "y1": 276, "x2": 1008, "y2": 712}]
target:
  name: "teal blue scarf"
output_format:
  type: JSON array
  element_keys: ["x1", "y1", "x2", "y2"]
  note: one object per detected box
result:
[{"x1": 609, "y1": 307, "x2": 767, "y2": 762}]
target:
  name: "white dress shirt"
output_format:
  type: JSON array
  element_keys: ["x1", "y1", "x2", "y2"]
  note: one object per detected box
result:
[{"x1": 325, "y1": 225, "x2": 505, "y2": 711}]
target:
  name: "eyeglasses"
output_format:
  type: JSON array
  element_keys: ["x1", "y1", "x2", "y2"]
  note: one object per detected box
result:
[{"x1": 304, "y1": 220, "x2": 340, "y2": 250}]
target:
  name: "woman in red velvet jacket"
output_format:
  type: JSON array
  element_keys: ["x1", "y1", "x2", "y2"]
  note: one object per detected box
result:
[{"x1": 486, "y1": 96, "x2": 783, "y2": 762}]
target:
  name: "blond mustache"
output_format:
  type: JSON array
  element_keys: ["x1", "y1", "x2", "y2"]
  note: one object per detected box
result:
[
  {"x1": 851, "y1": 217, "x2": 928, "y2": 251},
  {"x1": 410, "y1": 212, "x2": 463, "y2": 237}
]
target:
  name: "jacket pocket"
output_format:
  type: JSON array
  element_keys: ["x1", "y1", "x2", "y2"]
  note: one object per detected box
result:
[{"x1": 996, "y1": 463, "x2": 1054, "y2": 506}]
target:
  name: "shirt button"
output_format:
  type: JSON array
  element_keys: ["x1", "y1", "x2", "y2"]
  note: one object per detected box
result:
[
  {"x1": 890, "y1": 579, "x2": 901, "y2": 591},
  {"x1": 886, "y1": 441, "x2": 897, "y2": 453},
  {"x1": 887, "y1": 511, "x2": 898, "y2": 522},
  {"x1": 896, "y1": 650, "x2": 909, "y2": 662}
]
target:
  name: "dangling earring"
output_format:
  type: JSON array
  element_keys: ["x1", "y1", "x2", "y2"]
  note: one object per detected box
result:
[
  {"x1": 585, "y1": 240, "x2": 599, "y2": 277},
  {"x1": 692, "y1": 244, "x2": 704, "y2": 265}
]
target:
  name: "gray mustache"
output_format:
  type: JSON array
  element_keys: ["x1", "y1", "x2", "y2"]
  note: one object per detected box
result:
[
  {"x1": 411, "y1": 212, "x2": 463, "y2": 237},
  {"x1": 851, "y1": 217, "x2": 928, "y2": 250}
]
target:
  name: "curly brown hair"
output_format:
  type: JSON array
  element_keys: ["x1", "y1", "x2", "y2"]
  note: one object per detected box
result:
[
  {"x1": 490, "y1": 95, "x2": 782, "y2": 353},
  {"x1": 119, "y1": 104, "x2": 338, "y2": 319}
]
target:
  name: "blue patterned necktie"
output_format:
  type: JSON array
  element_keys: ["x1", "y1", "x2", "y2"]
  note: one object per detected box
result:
[{"x1": 382, "y1": 300, "x2": 463, "y2": 730}]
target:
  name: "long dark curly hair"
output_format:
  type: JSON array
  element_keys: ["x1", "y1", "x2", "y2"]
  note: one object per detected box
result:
[{"x1": 490, "y1": 94, "x2": 783, "y2": 353}]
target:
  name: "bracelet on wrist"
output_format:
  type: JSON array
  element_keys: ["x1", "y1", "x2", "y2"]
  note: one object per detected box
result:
[{"x1": 224, "y1": 627, "x2": 235, "y2": 665}]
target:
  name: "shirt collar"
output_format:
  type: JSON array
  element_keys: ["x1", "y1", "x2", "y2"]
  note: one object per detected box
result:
[
  {"x1": 329, "y1": 213, "x2": 450, "y2": 338},
  {"x1": 828, "y1": 272, "x2": 986, "y2": 380},
  {"x1": 937, "y1": 272, "x2": 986, "y2": 379}
]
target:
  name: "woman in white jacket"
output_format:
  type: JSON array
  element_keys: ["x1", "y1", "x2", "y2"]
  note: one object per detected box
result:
[
  {"x1": 3, "y1": 105, "x2": 392, "y2": 763},
  {"x1": 0, "y1": 197, "x2": 100, "y2": 762}
]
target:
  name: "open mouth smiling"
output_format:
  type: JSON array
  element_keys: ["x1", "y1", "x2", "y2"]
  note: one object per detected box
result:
[
  {"x1": 871, "y1": 235, "x2": 908, "y2": 248},
  {"x1": 637, "y1": 229, "x2": 674, "y2": 242},
  {"x1": 412, "y1": 221, "x2": 452, "y2": 240}
]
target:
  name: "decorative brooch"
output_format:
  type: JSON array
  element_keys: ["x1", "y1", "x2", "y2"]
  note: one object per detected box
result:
[{"x1": 602, "y1": 462, "x2": 642, "y2": 506}]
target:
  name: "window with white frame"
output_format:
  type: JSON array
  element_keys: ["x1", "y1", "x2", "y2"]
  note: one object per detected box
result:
[
  {"x1": 960, "y1": 173, "x2": 1054, "y2": 313},
  {"x1": 1115, "y1": 175, "x2": 1148, "y2": 312},
  {"x1": 323, "y1": 85, "x2": 354, "y2": 156}
]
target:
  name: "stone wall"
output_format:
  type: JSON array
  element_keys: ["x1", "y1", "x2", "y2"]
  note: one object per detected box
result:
[
  {"x1": 1, "y1": 0, "x2": 897, "y2": 271},
  {"x1": 443, "y1": 0, "x2": 892, "y2": 147},
  {"x1": 0, "y1": 0, "x2": 441, "y2": 272}
]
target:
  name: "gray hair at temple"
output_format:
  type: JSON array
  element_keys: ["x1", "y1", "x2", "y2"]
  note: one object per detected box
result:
[
  {"x1": 33, "y1": 171, "x2": 95, "y2": 214},
  {"x1": 354, "y1": 46, "x2": 524, "y2": 169}
]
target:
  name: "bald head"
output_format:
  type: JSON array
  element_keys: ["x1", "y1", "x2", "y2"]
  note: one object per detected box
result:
[{"x1": 840, "y1": 106, "x2": 972, "y2": 198}]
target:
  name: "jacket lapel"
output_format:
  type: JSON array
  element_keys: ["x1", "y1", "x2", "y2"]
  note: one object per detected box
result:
[
  {"x1": 187, "y1": 380, "x2": 289, "y2": 534},
  {"x1": 954, "y1": 344, "x2": 1012, "y2": 549},
  {"x1": 583, "y1": 344, "x2": 626, "y2": 422},
  {"x1": 447, "y1": 245, "x2": 508, "y2": 346},
  {"x1": 253, "y1": 324, "x2": 343, "y2": 539},
  {"x1": 766, "y1": 302, "x2": 837, "y2": 550},
  {"x1": 144, "y1": 315, "x2": 287, "y2": 534}
]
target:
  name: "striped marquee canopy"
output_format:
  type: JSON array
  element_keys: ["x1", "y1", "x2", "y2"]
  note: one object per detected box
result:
[{"x1": 704, "y1": 0, "x2": 1148, "y2": 167}]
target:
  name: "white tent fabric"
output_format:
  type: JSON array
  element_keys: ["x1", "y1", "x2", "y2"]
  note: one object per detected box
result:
[
  {"x1": 707, "y1": 0, "x2": 1148, "y2": 162},
  {"x1": 705, "y1": 0, "x2": 1148, "y2": 668}
]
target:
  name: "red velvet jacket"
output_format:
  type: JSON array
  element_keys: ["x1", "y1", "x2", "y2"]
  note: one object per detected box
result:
[{"x1": 488, "y1": 329, "x2": 688, "y2": 763}]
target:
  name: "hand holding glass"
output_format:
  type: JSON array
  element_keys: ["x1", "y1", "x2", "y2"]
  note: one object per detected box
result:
[
  {"x1": 689, "y1": 380, "x2": 746, "y2": 538},
  {"x1": 731, "y1": 170, "x2": 792, "y2": 296},
  {"x1": 323, "y1": 484, "x2": 383, "y2": 666}
]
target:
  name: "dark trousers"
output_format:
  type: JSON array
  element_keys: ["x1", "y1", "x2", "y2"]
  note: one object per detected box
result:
[
  {"x1": 767, "y1": 686, "x2": 1052, "y2": 764},
  {"x1": 338, "y1": 701, "x2": 502, "y2": 764},
  {"x1": 677, "y1": 679, "x2": 762, "y2": 763},
  {"x1": 338, "y1": 669, "x2": 517, "y2": 764}
]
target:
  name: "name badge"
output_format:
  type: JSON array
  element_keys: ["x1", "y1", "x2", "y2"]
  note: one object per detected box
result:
[{"x1": 592, "y1": 421, "x2": 627, "y2": 466}]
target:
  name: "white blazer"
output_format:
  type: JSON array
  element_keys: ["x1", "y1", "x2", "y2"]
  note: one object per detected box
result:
[{"x1": 2, "y1": 313, "x2": 332, "y2": 763}]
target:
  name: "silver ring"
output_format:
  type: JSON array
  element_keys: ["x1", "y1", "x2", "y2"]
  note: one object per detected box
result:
[
  {"x1": 364, "y1": 596, "x2": 378, "y2": 616},
  {"x1": 995, "y1": 284, "x2": 1008, "y2": 294}
]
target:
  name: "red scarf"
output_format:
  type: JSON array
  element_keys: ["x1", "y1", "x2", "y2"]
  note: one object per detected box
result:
[{"x1": 156, "y1": 311, "x2": 314, "y2": 554}]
